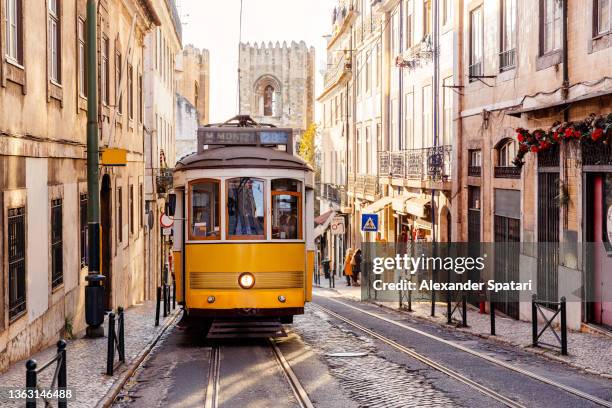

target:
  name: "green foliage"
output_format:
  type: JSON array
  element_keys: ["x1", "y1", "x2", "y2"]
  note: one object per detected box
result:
[{"x1": 298, "y1": 123, "x2": 317, "y2": 167}]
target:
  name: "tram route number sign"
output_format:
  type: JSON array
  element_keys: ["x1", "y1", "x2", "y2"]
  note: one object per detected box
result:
[
  {"x1": 361, "y1": 214, "x2": 379, "y2": 232},
  {"x1": 330, "y1": 216, "x2": 345, "y2": 235}
]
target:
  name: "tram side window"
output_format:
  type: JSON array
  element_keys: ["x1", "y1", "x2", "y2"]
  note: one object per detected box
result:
[
  {"x1": 190, "y1": 180, "x2": 220, "y2": 239},
  {"x1": 227, "y1": 178, "x2": 266, "y2": 239},
  {"x1": 272, "y1": 179, "x2": 302, "y2": 240}
]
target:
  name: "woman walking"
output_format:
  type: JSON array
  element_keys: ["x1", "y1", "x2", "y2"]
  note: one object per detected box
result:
[
  {"x1": 351, "y1": 249, "x2": 362, "y2": 286},
  {"x1": 343, "y1": 248, "x2": 354, "y2": 286}
]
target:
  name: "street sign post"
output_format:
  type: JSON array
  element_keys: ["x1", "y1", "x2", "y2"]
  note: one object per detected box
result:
[
  {"x1": 361, "y1": 213, "x2": 379, "y2": 232},
  {"x1": 330, "y1": 216, "x2": 345, "y2": 235}
]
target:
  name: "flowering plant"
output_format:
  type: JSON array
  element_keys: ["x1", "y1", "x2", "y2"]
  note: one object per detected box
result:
[{"x1": 512, "y1": 113, "x2": 612, "y2": 167}]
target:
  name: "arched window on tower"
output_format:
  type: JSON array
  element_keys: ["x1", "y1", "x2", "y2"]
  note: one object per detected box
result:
[{"x1": 263, "y1": 85, "x2": 275, "y2": 116}]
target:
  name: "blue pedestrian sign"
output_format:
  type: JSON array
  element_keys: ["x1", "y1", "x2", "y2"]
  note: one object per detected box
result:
[{"x1": 361, "y1": 213, "x2": 379, "y2": 232}]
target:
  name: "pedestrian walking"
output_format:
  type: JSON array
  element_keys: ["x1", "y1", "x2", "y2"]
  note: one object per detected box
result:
[
  {"x1": 351, "y1": 249, "x2": 362, "y2": 286},
  {"x1": 343, "y1": 248, "x2": 354, "y2": 286}
]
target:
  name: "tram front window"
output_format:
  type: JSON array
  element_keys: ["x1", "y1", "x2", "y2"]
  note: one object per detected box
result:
[
  {"x1": 227, "y1": 178, "x2": 265, "y2": 239},
  {"x1": 272, "y1": 179, "x2": 302, "y2": 240},
  {"x1": 190, "y1": 180, "x2": 220, "y2": 239}
]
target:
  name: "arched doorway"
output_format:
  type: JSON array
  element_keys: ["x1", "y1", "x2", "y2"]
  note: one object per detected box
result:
[{"x1": 101, "y1": 174, "x2": 113, "y2": 311}]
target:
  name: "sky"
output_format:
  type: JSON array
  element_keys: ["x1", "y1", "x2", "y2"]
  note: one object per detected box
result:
[{"x1": 178, "y1": 0, "x2": 337, "y2": 123}]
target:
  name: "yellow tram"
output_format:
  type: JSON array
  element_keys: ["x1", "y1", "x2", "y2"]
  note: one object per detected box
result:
[{"x1": 171, "y1": 116, "x2": 315, "y2": 330}]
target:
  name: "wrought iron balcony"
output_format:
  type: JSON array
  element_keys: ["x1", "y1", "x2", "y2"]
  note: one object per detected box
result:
[
  {"x1": 499, "y1": 48, "x2": 516, "y2": 71},
  {"x1": 582, "y1": 140, "x2": 612, "y2": 166},
  {"x1": 494, "y1": 166, "x2": 521, "y2": 179},
  {"x1": 156, "y1": 168, "x2": 174, "y2": 194},
  {"x1": 378, "y1": 146, "x2": 453, "y2": 181},
  {"x1": 321, "y1": 183, "x2": 343, "y2": 204},
  {"x1": 468, "y1": 166, "x2": 482, "y2": 177}
]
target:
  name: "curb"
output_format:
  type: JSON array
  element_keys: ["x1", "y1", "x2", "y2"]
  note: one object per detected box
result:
[{"x1": 96, "y1": 308, "x2": 182, "y2": 408}]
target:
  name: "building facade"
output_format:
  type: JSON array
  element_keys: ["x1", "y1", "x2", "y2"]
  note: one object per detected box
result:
[
  {"x1": 0, "y1": 0, "x2": 160, "y2": 371},
  {"x1": 143, "y1": 0, "x2": 181, "y2": 301},
  {"x1": 238, "y1": 41, "x2": 315, "y2": 136},
  {"x1": 175, "y1": 44, "x2": 210, "y2": 126}
]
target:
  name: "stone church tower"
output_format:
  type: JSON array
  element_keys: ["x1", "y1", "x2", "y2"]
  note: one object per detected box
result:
[{"x1": 239, "y1": 41, "x2": 315, "y2": 135}]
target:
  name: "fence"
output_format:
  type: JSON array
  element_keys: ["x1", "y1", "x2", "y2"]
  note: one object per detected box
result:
[
  {"x1": 106, "y1": 308, "x2": 125, "y2": 376},
  {"x1": 25, "y1": 340, "x2": 68, "y2": 408}
]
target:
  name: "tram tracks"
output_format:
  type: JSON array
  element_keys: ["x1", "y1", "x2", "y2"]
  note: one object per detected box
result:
[
  {"x1": 311, "y1": 299, "x2": 612, "y2": 408},
  {"x1": 203, "y1": 339, "x2": 314, "y2": 408}
]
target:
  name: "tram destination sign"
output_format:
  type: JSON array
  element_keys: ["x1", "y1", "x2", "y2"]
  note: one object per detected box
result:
[{"x1": 198, "y1": 128, "x2": 293, "y2": 153}]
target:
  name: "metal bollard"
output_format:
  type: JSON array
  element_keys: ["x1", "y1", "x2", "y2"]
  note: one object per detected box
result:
[
  {"x1": 57, "y1": 340, "x2": 67, "y2": 408},
  {"x1": 172, "y1": 281, "x2": 176, "y2": 310},
  {"x1": 446, "y1": 292, "x2": 452, "y2": 324},
  {"x1": 490, "y1": 300, "x2": 496, "y2": 336},
  {"x1": 118, "y1": 307, "x2": 125, "y2": 363},
  {"x1": 531, "y1": 294, "x2": 538, "y2": 347},
  {"x1": 106, "y1": 312, "x2": 115, "y2": 376},
  {"x1": 155, "y1": 286, "x2": 161, "y2": 326},
  {"x1": 25, "y1": 359, "x2": 37, "y2": 408},
  {"x1": 560, "y1": 296, "x2": 567, "y2": 355},
  {"x1": 462, "y1": 295, "x2": 468, "y2": 327},
  {"x1": 163, "y1": 284, "x2": 168, "y2": 318},
  {"x1": 431, "y1": 290, "x2": 436, "y2": 317}
]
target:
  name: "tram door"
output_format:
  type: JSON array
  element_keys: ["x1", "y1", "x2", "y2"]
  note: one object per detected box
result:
[
  {"x1": 101, "y1": 174, "x2": 113, "y2": 311},
  {"x1": 589, "y1": 175, "x2": 612, "y2": 327}
]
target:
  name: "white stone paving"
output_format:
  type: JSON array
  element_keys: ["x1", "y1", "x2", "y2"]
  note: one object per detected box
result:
[{"x1": 0, "y1": 301, "x2": 180, "y2": 408}]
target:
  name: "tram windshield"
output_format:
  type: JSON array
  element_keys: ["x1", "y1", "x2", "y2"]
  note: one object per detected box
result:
[
  {"x1": 190, "y1": 180, "x2": 220, "y2": 239},
  {"x1": 271, "y1": 179, "x2": 302, "y2": 240},
  {"x1": 227, "y1": 178, "x2": 265, "y2": 239}
]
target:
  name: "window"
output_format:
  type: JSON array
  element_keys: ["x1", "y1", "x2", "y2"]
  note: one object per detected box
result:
[
  {"x1": 470, "y1": 6, "x2": 483, "y2": 78},
  {"x1": 422, "y1": 85, "x2": 432, "y2": 147},
  {"x1": 542, "y1": 0, "x2": 562, "y2": 54},
  {"x1": 6, "y1": 0, "x2": 23, "y2": 64},
  {"x1": 227, "y1": 178, "x2": 265, "y2": 239},
  {"x1": 470, "y1": 150, "x2": 482, "y2": 167},
  {"x1": 376, "y1": 44, "x2": 381, "y2": 88},
  {"x1": 80, "y1": 194, "x2": 88, "y2": 268},
  {"x1": 405, "y1": 0, "x2": 414, "y2": 49},
  {"x1": 138, "y1": 74, "x2": 143, "y2": 123},
  {"x1": 271, "y1": 179, "x2": 302, "y2": 240},
  {"x1": 139, "y1": 184, "x2": 143, "y2": 228},
  {"x1": 190, "y1": 180, "x2": 220, "y2": 239},
  {"x1": 442, "y1": 0, "x2": 451, "y2": 26},
  {"x1": 356, "y1": 56, "x2": 361, "y2": 96},
  {"x1": 596, "y1": 0, "x2": 611, "y2": 35},
  {"x1": 129, "y1": 185, "x2": 134, "y2": 235},
  {"x1": 78, "y1": 18, "x2": 87, "y2": 97},
  {"x1": 498, "y1": 139, "x2": 517, "y2": 166},
  {"x1": 263, "y1": 85, "x2": 275, "y2": 116},
  {"x1": 404, "y1": 92, "x2": 413, "y2": 149},
  {"x1": 365, "y1": 126, "x2": 372, "y2": 173},
  {"x1": 443, "y1": 77, "x2": 453, "y2": 145},
  {"x1": 51, "y1": 199, "x2": 63, "y2": 288},
  {"x1": 48, "y1": 0, "x2": 61, "y2": 83},
  {"x1": 365, "y1": 52, "x2": 371, "y2": 93},
  {"x1": 117, "y1": 187, "x2": 122, "y2": 243},
  {"x1": 500, "y1": 0, "x2": 517, "y2": 70},
  {"x1": 128, "y1": 65, "x2": 134, "y2": 119},
  {"x1": 102, "y1": 36, "x2": 110, "y2": 105},
  {"x1": 116, "y1": 51, "x2": 122, "y2": 114},
  {"x1": 8, "y1": 207, "x2": 26, "y2": 320},
  {"x1": 423, "y1": 0, "x2": 432, "y2": 37}
]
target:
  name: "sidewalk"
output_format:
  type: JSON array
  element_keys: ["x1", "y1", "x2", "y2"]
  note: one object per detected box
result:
[
  {"x1": 0, "y1": 301, "x2": 181, "y2": 408},
  {"x1": 315, "y1": 283, "x2": 612, "y2": 379}
]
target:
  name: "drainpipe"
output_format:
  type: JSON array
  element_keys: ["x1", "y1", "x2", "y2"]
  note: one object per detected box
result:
[
  {"x1": 561, "y1": 0, "x2": 569, "y2": 232},
  {"x1": 431, "y1": 0, "x2": 440, "y2": 243},
  {"x1": 85, "y1": 0, "x2": 105, "y2": 338}
]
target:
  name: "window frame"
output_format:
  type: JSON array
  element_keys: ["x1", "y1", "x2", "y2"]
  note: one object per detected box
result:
[
  {"x1": 115, "y1": 50, "x2": 122, "y2": 114},
  {"x1": 225, "y1": 177, "x2": 267, "y2": 241},
  {"x1": 270, "y1": 189, "x2": 303, "y2": 241},
  {"x1": 540, "y1": 0, "x2": 562, "y2": 56},
  {"x1": 51, "y1": 198, "x2": 63, "y2": 289},
  {"x1": 498, "y1": 139, "x2": 517, "y2": 167},
  {"x1": 5, "y1": 0, "x2": 24, "y2": 66},
  {"x1": 188, "y1": 178, "x2": 221, "y2": 241},
  {"x1": 48, "y1": 0, "x2": 61, "y2": 85},
  {"x1": 469, "y1": 6, "x2": 484, "y2": 78},
  {"x1": 77, "y1": 17, "x2": 87, "y2": 98},
  {"x1": 101, "y1": 36, "x2": 110, "y2": 105},
  {"x1": 8, "y1": 206, "x2": 26, "y2": 321},
  {"x1": 595, "y1": 0, "x2": 612, "y2": 36},
  {"x1": 127, "y1": 64, "x2": 134, "y2": 120},
  {"x1": 116, "y1": 186, "x2": 122, "y2": 244},
  {"x1": 500, "y1": 0, "x2": 517, "y2": 71},
  {"x1": 80, "y1": 193, "x2": 88, "y2": 268}
]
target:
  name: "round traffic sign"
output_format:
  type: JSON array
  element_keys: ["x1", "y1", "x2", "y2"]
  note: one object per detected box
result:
[{"x1": 160, "y1": 213, "x2": 174, "y2": 228}]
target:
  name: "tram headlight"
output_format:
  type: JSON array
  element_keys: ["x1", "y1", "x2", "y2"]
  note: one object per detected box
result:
[
  {"x1": 238, "y1": 273, "x2": 255, "y2": 289},
  {"x1": 207, "y1": 296, "x2": 216, "y2": 304},
  {"x1": 278, "y1": 295, "x2": 286, "y2": 303}
]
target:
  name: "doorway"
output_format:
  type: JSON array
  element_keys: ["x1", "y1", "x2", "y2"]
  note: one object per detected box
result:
[{"x1": 101, "y1": 174, "x2": 113, "y2": 311}]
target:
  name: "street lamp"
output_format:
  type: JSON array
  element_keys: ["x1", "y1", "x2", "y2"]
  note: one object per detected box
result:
[{"x1": 84, "y1": 0, "x2": 105, "y2": 338}]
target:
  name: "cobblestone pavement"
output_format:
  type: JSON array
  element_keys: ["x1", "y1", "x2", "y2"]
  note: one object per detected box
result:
[
  {"x1": 0, "y1": 302, "x2": 180, "y2": 408},
  {"x1": 319, "y1": 284, "x2": 612, "y2": 378},
  {"x1": 292, "y1": 306, "x2": 457, "y2": 408}
]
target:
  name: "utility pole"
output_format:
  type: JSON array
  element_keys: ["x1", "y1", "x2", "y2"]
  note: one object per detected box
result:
[{"x1": 84, "y1": 0, "x2": 105, "y2": 338}]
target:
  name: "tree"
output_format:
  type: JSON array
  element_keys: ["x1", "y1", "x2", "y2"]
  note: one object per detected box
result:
[{"x1": 298, "y1": 123, "x2": 317, "y2": 167}]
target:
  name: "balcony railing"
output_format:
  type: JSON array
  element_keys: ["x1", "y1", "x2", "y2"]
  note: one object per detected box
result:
[
  {"x1": 378, "y1": 146, "x2": 452, "y2": 181},
  {"x1": 468, "y1": 166, "x2": 482, "y2": 177},
  {"x1": 324, "y1": 56, "x2": 351, "y2": 89},
  {"x1": 156, "y1": 168, "x2": 173, "y2": 194},
  {"x1": 499, "y1": 48, "x2": 516, "y2": 71},
  {"x1": 321, "y1": 183, "x2": 342, "y2": 204},
  {"x1": 582, "y1": 140, "x2": 612, "y2": 166},
  {"x1": 494, "y1": 166, "x2": 522, "y2": 179}
]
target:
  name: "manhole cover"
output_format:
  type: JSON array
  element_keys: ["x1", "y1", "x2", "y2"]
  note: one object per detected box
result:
[{"x1": 325, "y1": 352, "x2": 368, "y2": 358}]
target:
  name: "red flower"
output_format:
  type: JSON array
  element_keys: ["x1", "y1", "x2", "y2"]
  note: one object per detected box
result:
[
  {"x1": 592, "y1": 128, "x2": 604, "y2": 141},
  {"x1": 517, "y1": 134, "x2": 525, "y2": 143},
  {"x1": 573, "y1": 130, "x2": 581, "y2": 139},
  {"x1": 553, "y1": 131, "x2": 560, "y2": 141},
  {"x1": 564, "y1": 128, "x2": 573, "y2": 138},
  {"x1": 531, "y1": 146, "x2": 539, "y2": 153}
]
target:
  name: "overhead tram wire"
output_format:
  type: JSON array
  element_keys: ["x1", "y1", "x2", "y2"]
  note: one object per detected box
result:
[{"x1": 237, "y1": 0, "x2": 244, "y2": 114}]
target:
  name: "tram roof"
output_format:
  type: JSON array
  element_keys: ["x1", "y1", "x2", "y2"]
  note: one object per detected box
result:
[{"x1": 174, "y1": 145, "x2": 313, "y2": 172}]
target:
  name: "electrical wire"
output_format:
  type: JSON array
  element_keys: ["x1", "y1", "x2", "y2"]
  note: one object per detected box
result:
[{"x1": 237, "y1": 0, "x2": 243, "y2": 114}]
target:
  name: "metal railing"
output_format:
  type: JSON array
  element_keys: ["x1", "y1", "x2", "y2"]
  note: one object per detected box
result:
[
  {"x1": 582, "y1": 139, "x2": 612, "y2": 166},
  {"x1": 25, "y1": 340, "x2": 68, "y2": 408},
  {"x1": 156, "y1": 168, "x2": 174, "y2": 194},
  {"x1": 321, "y1": 183, "x2": 341, "y2": 204},
  {"x1": 499, "y1": 48, "x2": 516, "y2": 71},
  {"x1": 378, "y1": 146, "x2": 452, "y2": 181},
  {"x1": 532, "y1": 295, "x2": 568, "y2": 355},
  {"x1": 468, "y1": 166, "x2": 482, "y2": 177},
  {"x1": 494, "y1": 166, "x2": 522, "y2": 179}
]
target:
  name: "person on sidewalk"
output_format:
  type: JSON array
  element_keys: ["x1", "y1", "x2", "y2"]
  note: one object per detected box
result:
[
  {"x1": 343, "y1": 248, "x2": 354, "y2": 286},
  {"x1": 351, "y1": 248, "x2": 362, "y2": 286}
]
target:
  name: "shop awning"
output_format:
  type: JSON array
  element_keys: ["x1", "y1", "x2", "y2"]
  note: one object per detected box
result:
[
  {"x1": 314, "y1": 210, "x2": 336, "y2": 239},
  {"x1": 392, "y1": 195, "x2": 414, "y2": 214},
  {"x1": 405, "y1": 196, "x2": 431, "y2": 218},
  {"x1": 361, "y1": 196, "x2": 393, "y2": 214}
]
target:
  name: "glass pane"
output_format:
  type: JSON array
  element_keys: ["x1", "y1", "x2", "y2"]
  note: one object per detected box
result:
[
  {"x1": 599, "y1": 0, "x2": 610, "y2": 33},
  {"x1": 227, "y1": 178, "x2": 265, "y2": 238},
  {"x1": 272, "y1": 194, "x2": 300, "y2": 239},
  {"x1": 191, "y1": 181, "x2": 220, "y2": 238},
  {"x1": 272, "y1": 178, "x2": 301, "y2": 192}
]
